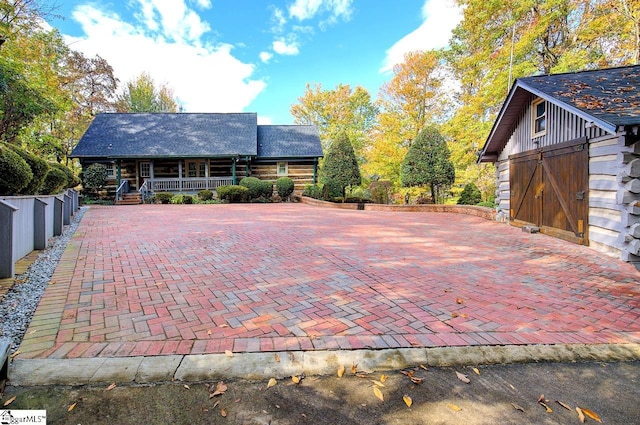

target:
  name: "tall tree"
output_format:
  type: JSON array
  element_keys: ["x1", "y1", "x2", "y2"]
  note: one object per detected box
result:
[
  {"x1": 290, "y1": 83, "x2": 376, "y2": 159},
  {"x1": 322, "y1": 132, "x2": 361, "y2": 200},
  {"x1": 116, "y1": 72, "x2": 178, "y2": 112},
  {"x1": 401, "y1": 126, "x2": 455, "y2": 204}
]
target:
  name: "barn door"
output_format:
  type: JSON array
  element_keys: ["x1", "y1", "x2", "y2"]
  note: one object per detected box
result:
[{"x1": 509, "y1": 137, "x2": 588, "y2": 245}]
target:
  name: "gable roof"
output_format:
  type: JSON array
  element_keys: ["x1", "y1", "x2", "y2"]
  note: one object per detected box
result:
[
  {"x1": 479, "y1": 65, "x2": 640, "y2": 162},
  {"x1": 71, "y1": 113, "x2": 258, "y2": 159},
  {"x1": 257, "y1": 125, "x2": 324, "y2": 159}
]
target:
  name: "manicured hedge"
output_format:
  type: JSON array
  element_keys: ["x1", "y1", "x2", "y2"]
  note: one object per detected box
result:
[
  {"x1": 0, "y1": 144, "x2": 33, "y2": 195},
  {"x1": 240, "y1": 177, "x2": 273, "y2": 199},
  {"x1": 217, "y1": 185, "x2": 249, "y2": 203},
  {"x1": 7, "y1": 145, "x2": 48, "y2": 194},
  {"x1": 39, "y1": 167, "x2": 67, "y2": 195},
  {"x1": 276, "y1": 177, "x2": 294, "y2": 199}
]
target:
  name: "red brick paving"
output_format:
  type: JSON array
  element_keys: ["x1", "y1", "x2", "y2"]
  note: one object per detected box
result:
[{"x1": 17, "y1": 204, "x2": 640, "y2": 359}]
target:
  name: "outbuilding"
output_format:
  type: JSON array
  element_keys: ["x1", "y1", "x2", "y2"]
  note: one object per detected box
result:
[{"x1": 479, "y1": 65, "x2": 640, "y2": 264}]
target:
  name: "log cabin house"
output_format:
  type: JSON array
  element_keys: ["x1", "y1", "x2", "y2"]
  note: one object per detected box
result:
[
  {"x1": 71, "y1": 113, "x2": 323, "y2": 202},
  {"x1": 478, "y1": 65, "x2": 640, "y2": 265}
]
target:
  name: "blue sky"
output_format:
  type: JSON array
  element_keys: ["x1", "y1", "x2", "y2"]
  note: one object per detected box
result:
[{"x1": 49, "y1": 0, "x2": 462, "y2": 124}]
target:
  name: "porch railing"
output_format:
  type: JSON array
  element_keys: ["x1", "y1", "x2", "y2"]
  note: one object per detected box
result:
[
  {"x1": 115, "y1": 180, "x2": 130, "y2": 201},
  {"x1": 139, "y1": 179, "x2": 150, "y2": 203},
  {"x1": 148, "y1": 177, "x2": 234, "y2": 192}
]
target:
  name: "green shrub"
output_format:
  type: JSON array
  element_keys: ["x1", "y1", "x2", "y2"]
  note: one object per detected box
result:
[
  {"x1": 170, "y1": 194, "x2": 193, "y2": 204},
  {"x1": 7, "y1": 145, "x2": 48, "y2": 194},
  {"x1": 82, "y1": 163, "x2": 108, "y2": 193},
  {"x1": 240, "y1": 177, "x2": 273, "y2": 199},
  {"x1": 183, "y1": 195, "x2": 193, "y2": 204},
  {"x1": 476, "y1": 200, "x2": 496, "y2": 208},
  {"x1": 198, "y1": 189, "x2": 213, "y2": 201},
  {"x1": 322, "y1": 180, "x2": 342, "y2": 200},
  {"x1": 39, "y1": 167, "x2": 67, "y2": 195},
  {"x1": 0, "y1": 144, "x2": 33, "y2": 195},
  {"x1": 217, "y1": 185, "x2": 249, "y2": 203},
  {"x1": 154, "y1": 192, "x2": 173, "y2": 204},
  {"x1": 457, "y1": 182, "x2": 482, "y2": 205},
  {"x1": 276, "y1": 177, "x2": 294, "y2": 199},
  {"x1": 302, "y1": 184, "x2": 322, "y2": 199},
  {"x1": 369, "y1": 180, "x2": 392, "y2": 204},
  {"x1": 49, "y1": 162, "x2": 78, "y2": 189}
]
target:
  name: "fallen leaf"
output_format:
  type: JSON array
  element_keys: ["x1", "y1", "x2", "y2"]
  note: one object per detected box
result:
[
  {"x1": 275, "y1": 404, "x2": 280, "y2": 408},
  {"x1": 456, "y1": 371, "x2": 470, "y2": 384},
  {"x1": 351, "y1": 363, "x2": 358, "y2": 374},
  {"x1": 403, "y1": 395, "x2": 413, "y2": 407},
  {"x1": 207, "y1": 330, "x2": 212, "y2": 335},
  {"x1": 234, "y1": 398, "x2": 241, "y2": 403},
  {"x1": 451, "y1": 312, "x2": 459, "y2": 318},
  {"x1": 213, "y1": 400, "x2": 221, "y2": 409},
  {"x1": 184, "y1": 384, "x2": 190, "y2": 390},
  {"x1": 9, "y1": 350, "x2": 21, "y2": 360},
  {"x1": 419, "y1": 365, "x2": 428, "y2": 370},
  {"x1": 337, "y1": 365, "x2": 345, "y2": 378},
  {"x1": 106, "y1": 382, "x2": 117, "y2": 391},
  {"x1": 201, "y1": 407, "x2": 209, "y2": 413},
  {"x1": 556, "y1": 400, "x2": 571, "y2": 410},
  {"x1": 448, "y1": 403, "x2": 462, "y2": 412},
  {"x1": 220, "y1": 408, "x2": 227, "y2": 417},
  {"x1": 511, "y1": 402, "x2": 525, "y2": 412},
  {"x1": 3, "y1": 396, "x2": 16, "y2": 406},
  {"x1": 380, "y1": 374, "x2": 388, "y2": 383},
  {"x1": 537, "y1": 394, "x2": 545, "y2": 403},
  {"x1": 540, "y1": 402, "x2": 552, "y2": 413},
  {"x1": 211, "y1": 381, "x2": 228, "y2": 397},
  {"x1": 576, "y1": 407, "x2": 586, "y2": 423},
  {"x1": 373, "y1": 386, "x2": 384, "y2": 401},
  {"x1": 292, "y1": 375, "x2": 301, "y2": 384},
  {"x1": 225, "y1": 350, "x2": 233, "y2": 357},
  {"x1": 267, "y1": 378, "x2": 277, "y2": 388},
  {"x1": 410, "y1": 376, "x2": 423, "y2": 384},
  {"x1": 472, "y1": 367, "x2": 480, "y2": 375},
  {"x1": 371, "y1": 380, "x2": 385, "y2": 388},
  {"x1": 219, "y1": 324, "x2": 229, "y2": 328},
  {"x1": 68, "y1": 402, "x2": 77, "y2": 412},
  {"x1": 274, "y1": 353, "x2": 280, "y2": 362},
  {"x1": 580, "y1": 407, "x2": 602, "y2": 423},
  {"x1": 456, "y1": 298, "x2": 464, "y2": 304}
]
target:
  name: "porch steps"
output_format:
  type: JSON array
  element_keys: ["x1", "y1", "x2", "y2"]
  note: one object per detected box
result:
[{"x1": 115, "y1": 193, "x2": 142, "y2": 205}]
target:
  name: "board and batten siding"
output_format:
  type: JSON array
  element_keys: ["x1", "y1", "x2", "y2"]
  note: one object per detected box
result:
[{"x1": 494, "y1": 96, "x2": 626, "y2": 255}]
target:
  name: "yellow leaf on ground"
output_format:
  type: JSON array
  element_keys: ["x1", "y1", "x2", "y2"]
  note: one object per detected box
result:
[
  {"x1": 337, "y1": 365, "x2": 345, "y2": 378},
  {"x1": 380, "y1": 374, "x2": 388, "y2": 383},
  {"x1": 292, "y1": 375, "x2": 300, "y2": 384},
  {"x1": 274, "y1": 353, "x2": 280, "y2": 362},
  {"x1": 576, "y1": 407, "x2": 586, "y2": 423},
  {"x1": 456, "y1": 298, "x2": 464, "y2": 304},
  {"x1": 371, "y1": 380, "x2": 385, "y2": 387},
  {"x1": 225, "y1": 350, "x2": 233, "y2": 357},
  {"x1": 106, "y1": 382, "x2": 116, "y2": 391},
  {"x1": 351, "y1": 363, "x2": 358, "y2": 374},
  {"x1": 539, "y1": 402, "x2": 552, "y2": 413},
  {"x1": 556, "y1": 400, "x2": 571, "y2": 410},
  {"x1": 9, "y1": 350, "x2": 21, "y2": 360},
  {"x1": 373, "y1": 386, "x2": 384, "y2": 401},
  {"x1": 419, "y1": 365, "x2": 428, "y2": 370},
  {"x1": 267, "y1": 378, "x2": 277, "y2": 388},
  {"x1": 3, "y1": 396, "x2": 16, "y2": 406},
  {"x1": 68, "y1": 402, "x2": 77, "y2": 412},
  {"x1": 403, "y1": 395, "x2": 413, "y2": 407},
  {"x1": 220, "y1": 408, "x2": 227, "y2": 417},
  {"x1": 472, "y1": 367, "x2": 480, "y2": 375},
  {"x1": 456, "y1": 371, "x2": 470, "y2": 384},
  {"x1": 448, "y1": 403, "x2": 462, "y2": 412},
  {"x1": 580, "y1": 407, "x2": 602, "y2": 423},
  {"x1": 183, "y1": 384, "x2": 190, "y2": 390}
]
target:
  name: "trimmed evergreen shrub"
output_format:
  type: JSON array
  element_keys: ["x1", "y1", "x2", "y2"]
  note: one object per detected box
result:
[
  {"x1": 217, "y1": 185, "x2": 249, "y2": 203},
  {"x1": 183, "y1": 195, "x2": 193, "y2": 204},
  {"x1": 49, "y1": 162, "x2": 78, "y2": 189},
  {"x1": 154, "y1": 192, "x2": 173, "y2": 204},
  {"x1": 239, "y1": 177, "x2": 261, "y2": 199},
  {"x1": 39, "y1": 167, "x2": 67, "y2": 195},
  {"x1": 0, "y1": 144, "x2": 33, "y2": 195},
  {"x1": 276, "y1": 177, "x2": 295, "y2": 199},
  {"x1": 457, "y1": 182, "x2": 482, "y2": 205},
  {"x1": 7, "y1": 145, "x2": 48, "y2": 195},
  {"x1": 82, "y1": 163, "x2": 108, "y2": 193},
  {"x1": 302, "y1": 184, "x2": 322, "y2": 199},
  {"x1": 258, "y1": 180, "x2": 273, "y2": 198},
  {"x1": 198, "y1": 189, "x2": 213, "y2": 201}
]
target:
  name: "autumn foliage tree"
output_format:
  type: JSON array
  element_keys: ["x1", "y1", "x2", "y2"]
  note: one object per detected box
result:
[
  {"x1": 401, "y1": 127, "x2": 455, "y2": 204},
  {"x1": 116, "y1": 72, "x2": 179, "y2": 113}
]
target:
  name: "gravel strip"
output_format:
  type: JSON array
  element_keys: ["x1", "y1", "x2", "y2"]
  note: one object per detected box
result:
[{"x1": 0, "y1": 206, "x2": 87, "y2": 353}]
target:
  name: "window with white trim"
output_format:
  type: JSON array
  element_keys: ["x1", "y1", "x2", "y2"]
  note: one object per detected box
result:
[
  {"x1": 277, "y1": 161, "x2": 288, "y2": 176},
  {"x1": 105, "y1": 163, "x2": 115, "y2": 178},
  {"x1": 140, "y1": 162, "x2": 150, "y2": 178},
  {"x1": 531, "y1": 98, "x2": 546, "y2": 138}
]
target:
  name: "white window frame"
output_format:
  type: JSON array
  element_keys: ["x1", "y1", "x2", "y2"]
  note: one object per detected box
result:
[
  {"x1": 140, "y1": 161, "x2": 151, "y2": 178},
  {"x1": 105, "y1": 163, "x2": 115, "y2": 179},
  {"x1": 277, "y1": 161, "x2": 288, "y2": 176},
  {"x1": 531, "y1": 97, "x2": 547, "y2": 138}
]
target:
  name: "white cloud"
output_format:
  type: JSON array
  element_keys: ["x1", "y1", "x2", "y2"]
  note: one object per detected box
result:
[
  {"x1": 289, "y1": 0, "x2": 352, "y2": 22},
  {"x1": 135, "y1": 0, "x2": 210, "y2": 43},
  {"x1": 192, "y1": 0, "x2": 212, "y2": 8},
  {"x1": 259, "y1": 51, "x2": 274, "y2": 63},
  {"x1": 272, "y1": 38, "x2": 300, "y2": 55},
  {"x1": 380, "y1": 0, "x2": 463, "y2": 73},
  {"x1": 66, "y1": 4, "x2": 265, "y2": 112},
  {"x1": 257, "y1": 115, "x2": 273, "y2": 125}
]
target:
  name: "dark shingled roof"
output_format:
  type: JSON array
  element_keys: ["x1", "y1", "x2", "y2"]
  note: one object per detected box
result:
[
  {"x1": 71, "y1": 113, "x2": 258, "y2": 158},
  {"x1": 257, "y1": 125, "x2": 324, "y2": 158},
  {"x1": 479, "y1": 65, "x2": 640, "y2": 162}
]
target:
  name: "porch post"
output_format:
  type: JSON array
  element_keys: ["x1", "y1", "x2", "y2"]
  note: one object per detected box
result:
[
  {"x1": 178, "y1": 160, "x2": 183, "y2": 192},
  {"x1": 232, "y1": 158, "x2": 237, "y2": 185},
  {"x1": 313, "y1": 158, "x2": 318, "y2": 184},
  {"x1": 245, "y1": 156, "x2": 250, "y2": 177},
  {"x1": 116, "y1": 160, "x2": 122, "y2": 187},
  {"x1": 205, "y1": 159, "x2": 209, "y2": 190},
  {"x1": 150, "y1": 160, "x2": 154, "y2": 191}
]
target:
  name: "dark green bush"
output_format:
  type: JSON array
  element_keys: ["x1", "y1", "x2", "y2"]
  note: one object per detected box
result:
[
  {"x1": 82, "y1": 163, "x2": 108, "y2": 193},
  {"x1": 8, "y1": 145, "x2": 48, "y2": 194},
  {"x1": 302, "y1": 184, "x2": 322, "y2": 199},
  {"x1": 322, "y1": 180, "x2": 342, "y2": 200},
  {"x1": 183, "y1": 195, "x2": 193, "y2": 204},
  {"x1": 240, "y1": 177, "x2": 272, "y2": 199},
  {"x1": 49, "y1": 162, "x2": 78, "y2": 189},
  {"x1": 198, "y1": 189, "x2": 213, "y2": 201},
  {"x1": 0, "y1": 144, "x2": 33, "y2": 195},
  {"x1": 369, "y1": 180, "x2": 392, "y2": 204},
  {"x1": 39, "y1": 167, "x2": 67, "y2": 195},
  {"x1": 217, "y1": 185, "x2": 249, "y2": 203},
  {"x1": 415, "y1": 196, "x2": 433, "y2": 204},
  {"x1": 154, "y1": 192, "x2": 173, "y2": 204},
  {"x1": 477, "y1": 200, "x2": 496, "y2": 208},
  {"x1": 458, "y1": 182, "x2": 482, "y2": 205},
  {"x1": 276, "y1": 177, "x2": 295, "y2": 199}
]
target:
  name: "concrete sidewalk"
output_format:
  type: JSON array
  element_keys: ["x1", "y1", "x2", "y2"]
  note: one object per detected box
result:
[{"x1": 10, "y1": 204, "x2": 640, "y2": 384}]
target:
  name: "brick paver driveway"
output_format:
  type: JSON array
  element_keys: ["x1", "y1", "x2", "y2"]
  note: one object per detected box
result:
[{"x1": 19, "y1": 204, "x2": 640, "y2": 359}]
